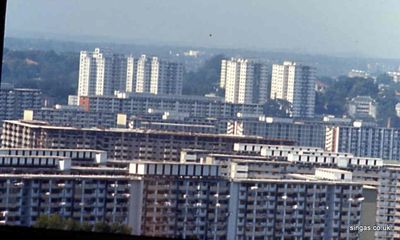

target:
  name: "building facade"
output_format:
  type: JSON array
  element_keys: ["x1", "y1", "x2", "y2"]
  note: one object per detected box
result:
[
  {"x1": 78, "y1": 48, "x2": 127, "y2": 97},
  {"x1": 220, "y1": 58, "x2": 270, "y2": 104},
  {"x1": 2, "y1": 143, "x2": 400, "y2": 239},
  {"x1": 325, "y1": 125, "x2": 400, "y2": 161},
  {"x1": 128, "y1": 55, "x2": 183, "y2": 95},
  {"x1": 128, "y1": 160, "x2": 365, "y2": 240},
  {"x1": 0, "y1": 88, "x2": 43, "y2": 122},
  {"x1": 228, "y1": 116, "x2": 327, "y2": 148},
  {"x1": 1, "y1": 120, "x2": 293, "y2": 161},
  {"x1": 22, "y1": 107, "x2": 123, "y2": 129},
  {"x1": 78, "y1": 49, "x2": 183, "y2": 97},
  {"x1": 71, "y1": 93, "x2": 265, "y2": 119},
  {"x1": 270, "y1": 61, "x2": 316, "y2": 118},
  {"x1": 0, "y1": 148, "x2": 132, "y2": 227},
  {"x1": 347, "y1": 96, "x2": 377, "y2": 119}
]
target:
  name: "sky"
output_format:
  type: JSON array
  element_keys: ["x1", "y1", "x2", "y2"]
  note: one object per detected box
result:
[{"x1": 5, "y1": 0, "x2": 400, "y2": 58}]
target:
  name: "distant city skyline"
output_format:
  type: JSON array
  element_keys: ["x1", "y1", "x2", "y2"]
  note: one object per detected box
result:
[{"x1": 5, "y1": 0, "x2": 400, "y2": 59}]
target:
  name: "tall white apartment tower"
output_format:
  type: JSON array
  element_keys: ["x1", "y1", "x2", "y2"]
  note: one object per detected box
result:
[
  {"x1": 131, "y1": 55, "x2": 183, "y2": 95},
  {"x1": 270, "y1": 61, "x2": 316, "y2": 118},
  {"x1": 78, "y1": 48, "x2": 126, "y2": 97},
  {"x1": 125, "y1": 55, "x2": 137, "y2": 93},
  {"x1": 135, "y1": 55, "x2": 152, "y2": 93},
  {"x1": 78, "y1": 49, "x2": 183, "y2": 97},
  {"x1": 220, "y1": 58, "x2": 269, "y2": 104}
]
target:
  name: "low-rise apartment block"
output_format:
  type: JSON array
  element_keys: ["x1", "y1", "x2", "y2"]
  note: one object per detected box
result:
[
  {"x1": 0, "y1": 88, "x2": 43, "y2": 122},
  {"x1": 1, "y1": 120, "x2": 293, "y2": 161},
  {"x1": 0, "y1": 144, "x2": 396, "y2": 239}
]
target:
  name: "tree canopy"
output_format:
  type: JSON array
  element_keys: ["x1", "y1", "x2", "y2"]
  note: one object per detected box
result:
[
  {"x1": 33, "y1": 214, "x2": 131, "y2": 234},
  {"x1": 316, "y1": 75, "x2": 400, "y2": 127},
  {"x1": 182, "y1": 54, "x2": 225, "y2": 96},
  {"x1": 2, "y1": 48, "x2": 79, "y2": 104}
]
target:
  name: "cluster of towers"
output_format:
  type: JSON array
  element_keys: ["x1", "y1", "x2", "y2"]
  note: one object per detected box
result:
[{"x1": 78, "y1": 48, "x2": 184, "y2": 97}]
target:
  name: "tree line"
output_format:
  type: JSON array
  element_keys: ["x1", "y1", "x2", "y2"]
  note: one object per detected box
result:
[{"x1": 33, "y1": 214, "x2": 131, "y2": 234}]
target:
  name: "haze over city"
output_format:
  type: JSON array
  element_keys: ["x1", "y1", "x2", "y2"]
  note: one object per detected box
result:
[
  {"x1": 3, "y1": 1, "x2": 400, "y2": 239},
  {"x1": 5, "y1": 0, "x2": 400, "y2": 58}
]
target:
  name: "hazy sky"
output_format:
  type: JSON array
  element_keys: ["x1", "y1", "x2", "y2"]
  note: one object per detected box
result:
[{"x1": 5, "y1": 0, "x2": 400, "y2": 58}]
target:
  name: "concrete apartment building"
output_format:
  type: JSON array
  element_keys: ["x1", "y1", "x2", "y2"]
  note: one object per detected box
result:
[
  {"x1": 26, "y1": 96, "x2": 400, "y2": 162},
  {"x1": 128, "y1": 55, "x2": 184, "y2": 95},
  {"x1": 22, "y1": 106, "x2": 124, "y2": 129},
  {"x1": 20, "y1": 104, "x2": 400, "y2": 162},
  {"x1": 348, "y1": 69, "x2": 370, "y2": 79},
  {"x1": 220, "y1": 58, "x2": 270, "y2": 104},
  {"x1": 0, "y1": 88, "x2": 43, "y2": 122},
  {"x1": 3, "y1": 140, "x2": 400, "y2": 238},
  {"x1": 23, "y1": 107, "x2": 225, "y2": 134},
  {"x1": 225, "y1": 116, "x2": 400, "y2": 163},
  {"x1": 230, "y1": 143, "x2": 400, "y2": 239},
  {"x1": 270, "y1": 61, "x2": 316, "y2": 118},
  {"x1": 228, "y1": 116, "x2": 328, "y2": 148},
  {"x1": 0, "y1": 120, "x2": 293, "y2": 161},
  {"x1": 69, "y1": 93, "x2": 265, "y2": 119},
  {"x1": 325, "y1": 124, "x2": 400, "y2": 161},
  {"x1": 78, "y1": 49, "x2": 183, "y2": 97},
  {"x1": 0, "y1": 148, "x2": 134, "y2": 227},
  {"x1": 347, "y1": 96, "x2": 377, "y2": 119},
  {"x1": 129, "y1": 113, "x2": 227, "y2": 134},
  {"x1": 129, "y1": 161, "x2": 364, "y2": 240},
  {"x1": 78, "y1": 48, "x2": 127, "y2": 97},
  {"x1": 0, "y1": 146, "x2": 369, "y2": 239}
]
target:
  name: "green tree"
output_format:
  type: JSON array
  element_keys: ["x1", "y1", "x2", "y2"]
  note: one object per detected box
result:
[
  {"x1": 263, "y1": 99, "x2": 292, "y2": 117},
  {"x1": 93, "y1": 222, "x2": 112, "y2": 233},
  {"x1": 34, "y1": 215, "x2": 50, "y2": 229},
  {"x1": 183, "y1": 54, "x2": 225, "y2": 96},
  {"x1": 315, "y1": 76, "x2": 379, "y2": 116},
  {"x1": 46, "y1": 214, "x2": 64, "y2": 230},
  {"x1": 2, "y1": 48, "x2": 79, "y2": 104},
  {"x1": 110, "y1": 222, "x2": 132, "y2": 234},
  {"x1": 64, "y1": 218, "x2": 81, "y2": 231},
  {"x1": 80, "y1": 222, "x2": 94, "y2": 232},
  {"x1": 33, "y1": 214, "x2": 131, "y2": 235}
]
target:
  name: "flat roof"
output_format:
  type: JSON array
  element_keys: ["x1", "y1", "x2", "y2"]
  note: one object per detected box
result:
[
  {"x1": 70, "y1": 166, "x2": 127, "y2": 172},
  {"x1": 0, "y1": 148, "x2": 106, "y2": 153},
  {"x1": 232, "y1": 177, "x2": 363, "y2": 185},
  {"x1": 3, "y1": 120, "x2": 293, "y2": 143},
  {"x1": 140, "y1": 121, "x2": 216, "y2": 128},
  {"x1": 130, "y1": 161, "x2": 218, "y2": 166},
  {"x1": 81, "y1": 92, "x2": 235, "y2": 103},
  {"x1": 0, "y1": 88, "x2": 41, "y2": 92},
  {"x1": 316, "y1": 168, "x2": 352, "y2": 174},
  {"x1": 0, "y1": 173, "x2": 139, "y2": 180},
  {"x1": 0, "y1": 155, "x2": 70, "y2": 160}
]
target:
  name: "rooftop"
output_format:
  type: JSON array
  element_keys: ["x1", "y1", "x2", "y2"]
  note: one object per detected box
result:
[
  {"x1": 3, "y1": 120, "x2": 293, "y2": 143},
  {"x1": 232, "y1": 176, "x2": 363, "y2": 185},
  {"x1": 0, "y1": 173, "x2": 139, "y2": 180},
  {"x1": 0, "y1": 148, "x2": 106, "y2": 153}
]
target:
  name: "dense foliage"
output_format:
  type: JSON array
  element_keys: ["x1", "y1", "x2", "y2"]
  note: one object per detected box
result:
[
  {"x1": 33, "y1": 214, "x2": 131, "y2": 234},
  {"x1": 182, "y1": 54, "x2": 225, "y2": 96},
  {"x1": 316, "y1": 75, "x2": 400, "y2": 127},
  {"x1": 263, "y1": 99, "x2": 292, "y2": 117},
  {"x1": 2, "y1": 48, "x2": 79, "y2": 104}
]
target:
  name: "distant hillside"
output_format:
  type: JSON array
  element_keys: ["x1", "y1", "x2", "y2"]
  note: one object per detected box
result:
[
  {"x1": 6, "y1": 37, "x2": 400, "y2": 77},
  {"x1": 1, "y1": 48, "x2": 79, "y2": 104},
  {"x1": 0, "y1": 47, "x2": 222, "y2": 104}
]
